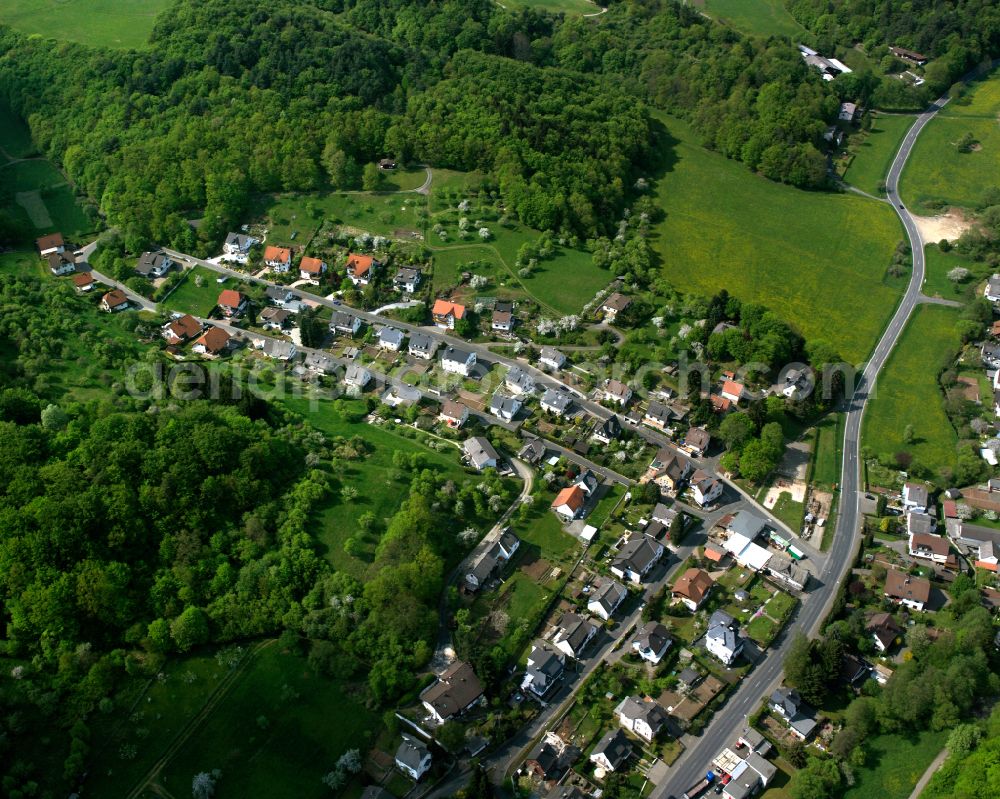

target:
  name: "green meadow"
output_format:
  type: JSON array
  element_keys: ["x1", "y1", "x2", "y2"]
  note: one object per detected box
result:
[
  {"x1": 862, "y1": 305, "x2": 961, "y2": 479},
  {"x1": 920, "y1": 243, "x2": 991, "y2": 301},
  {"x1": 652, "y1": 115, "x2": 904, "y2": 364},
  {"x1": 500, "y1": 0, "x2": 598, "y2": 14},
  {"x1": 843, "y1": 113, "x2": 915, "y2": 196},
  {"x1": 702, "y1": 0, "x2": 804, "y2": 38},
  {"x1": 0, "y1": 0, "x2": 171, "y2": 49},
  {"x1": 903, "y1": 68, "x2": 1000, "y2": 210}
]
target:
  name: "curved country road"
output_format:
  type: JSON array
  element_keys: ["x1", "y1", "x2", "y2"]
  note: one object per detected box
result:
[{"x1": 653, "y1": 92, "x2": 951, "y2": 798}]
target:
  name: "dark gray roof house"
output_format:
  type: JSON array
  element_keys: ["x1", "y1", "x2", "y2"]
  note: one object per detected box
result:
[
  {"x1": 408, "y1": 332, "x2": 439, "y2": 358},
  {"x1": 594, "y1": 415, "x2": 622, "y2": 442},
  {"x1": 590, "y1": 728, "x2": 632, "y2": 772},
  {"x1": 420, "y1": 660, "x2": 484, "y2": 722},
  {"x1": 519, "y1": 438, "x2": 547, "y2": 464},
  {"x1": 136, "y1": 250, "x2": 173, "y2": 277}
]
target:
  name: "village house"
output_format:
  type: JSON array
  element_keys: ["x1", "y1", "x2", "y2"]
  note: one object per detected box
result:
[
  {"x1": 838, "y1": 102, "x2": 860, "y2": 123},
  {"x1": 986, "y1": 275, "x2": 1000, "y2": 303},
  {"x1": 162, "y1": 314, "x2": 202, "y2": 345},
  {"x1": 489, "y1": 393, "x2": 522, "y2": 422},
  {"x1": 519, "y1": 438, "x2": 547, "y2": 465},
  {"x1": 766, "y1": 553, "x2": 809, "y2": 592},
  {"x1": 867, "y1": 611, "x2": 903, "y2": 651},
  {"x1": 541, "y1": 388, "x2": 573, "y2": 416},
  {"x1": 492, "y1": 309, "x2": 514, "y2": 333},
  {"x1": 420, "y1": 660, "x2": 485, "y2": 724},
  {"x1": 902, "y1": 482, "x2": 930, "y2": 512},
  {"x1": 672, "y1": 567, "x2": 714, "y2": 611},
  {"x1": 539, "y1": 346, "x2": 566, "y2": 371},
  {"x1": 611, "y1": 535, "x2": 664, "y2": 583},
  {"x1": 393, "y1": 266, "x2": 422, "y2": 294},
  {"x1": 769, "y1": 687, "x2": 817, "y2": 740},
  {"x1": 100, "y1": 289, "x2": 130, "y2": 313},
  {"x1": 191, "y1": 326, "x2": 233, "y2": 356},
  {"x1": 554, "y1": 612, "x2": 598, "y2": 659},
  {"x1": 615, "y1": 696, "x2": 669, "y2": 743},
  {"x1": 263, "y1": 245, "x2": 292, "y2": 272},
  {"x1": 259, "y1": 307, "x2": 291, "y2": 331},
  {"x1": 36, "y1": 232, "x2": 65, "y2": 257},
  {"x1": 441, "y1": 346, "x2": 477, "y2": 376},
  {"x1": 603, "y1": 379, "x2": 633, "y2": 406},
  {"x1": 593, "y1": 415, "x2": 622, "y2": 444},
  {"x1": 589, "y1": 729, "x2": 632, "y2": 772},
  {"x1": 908, "y1": 532, "x2": 951, "y2": 565},
  {"x1": 465, "y1": 552, "x2": 497, "y2": 592},
  {"x1": 890, "y1": 46, "x2": 929, "y2": 66},
  {"x1": 224, "y1": 232, "x2": 257, "y2": 256},
  {"x1": 524, "y1": 740, "x2": 565, "y2": 782},
  {"x1": 600, "y1": 292, "x2": 632, "y2": 321},
  {"x1": 344, "y1": 364, "x2": 372, "y2": 389},
  {"x1": 706, "y1": 610, "x2": 743, "y2": 665},
  {"x1": 136, "y1": 250, "x2": 174, "y2": 279},
  {"x1": 643, "y1": 401, "x2": 675, "y2": 432},
  {"x1": 464, "y1": 437, "x2": 500, "y2": 471},
  {"x1": 266, "y1": 285, "x2": 296, "y2": 306},
  {"x1": 298, "y1": 255, "x2": 326, "y2": 281},
  {"x1": 330, "y1": 310, "x2": 363, "y2": 337},
  {"x1": 432, "y1": 299, "x2": 466, "y2": 329},
  {"x1": 551, "y1": 485, "x2": 586, "y2": 521},
  {"x1": 378, "y1": 326, "x2": 406, "y2": 351},
  {"x1": 683, "y1": 427, "x2": 711, "y2": 457},
  {"x1": 587, "y1": 580, "x2": 628, "y2": 621},
  {"x1": 408, "y1": 332, "x2": 439, "y2": 360},
  {"x1": 632, "y1": 621, "x2": 671, "y2": 664},
  {"x1": 720, "y1": 379, "x2": 747, "y2": 404},
  {"x1": 728, "y1": 511, "x2": 768, "y2": 540},
  {"x1": 439, "y1": 399, "x2": 469, "y2": 429},
  {"x1": 521, "y1": 641, "x2": 565, "y2": 698},
  {"x1": 504, "y1": 366, "x2": 535, "y2": 395},
  {"x1": 255, "y1": 338, "x2": 297, "y2": 361},
  {"x1": 72, "y1": 272, "x2": 95, "y2": 292},
  {"x1": 217, "y1": 289, "x2": 248, "y2": 317},
  {"x1": 982, "y1": 342, "x2": 1000, "y2": 369},
  {"x1": 47, "y1": 251, "x2": 76, "y2": 276},
  {"x1": 395, "y1": 735, "x2": 432, "y2": 781},
  {"x1": 692, "y1": 471, "x2": 724, "y2": 507},
  {"x1": 346, "y1": 253, "x2": 379, "y2": 285},
  {"x1": 883, "y1": 570, "x2": 931, "y2": 612},
  {"x1": 650, "y1": 449, "x2": 692, "y2": 494}
]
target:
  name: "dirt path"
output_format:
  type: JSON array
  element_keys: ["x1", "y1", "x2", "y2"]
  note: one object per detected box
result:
[{"x1": 906, "y1": 747, "x2": 948, "y2": 799}]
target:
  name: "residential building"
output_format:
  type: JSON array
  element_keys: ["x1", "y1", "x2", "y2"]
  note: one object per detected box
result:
[
  {"x1": 464, "y1": 437, "x2": 500, "y2": 471},
  {"x1": 393, "y1": 267, "x2": 422, "y2": 293},
  {"x1": 217, "y1": 289, "x2": 248, "y2": 317},
  {"x1": 651, "y1": 503, "x2": 677, "y2": 527},
  {"x1": 420, "y1": 660, "x2": 485, "y2": 724},
  {"x1": 378, "y1": 326, "x2": 406, "y2": 351},
  {"x1": 330, "y1": 310, "x2": 362, "y2": 337},
  {"x1": 575, "y1": 470, "x2": 599, "y2": 496},
  {"x1": 615, "y1": 696, "x2": 669, "y2": 743},
  {"x1": 224, "y1": 232, "x2": 257, "y2": 255},
  {"x1": 883, "y1": 570, "x2": 931, "y2": 612},
  {"x1": 192, "y1": 326, "x2": 232, "y2": 356},
  {"x1": 521, "y1": 641, "x2": 565, "y2": 698},
  {"x1": 672, "y1": 567, "x2": 714, "y2": 611},
  {"x1": 255, "y1": 338, "x2": 297, "y2": 361},
  {"x1": 603, "y1": 379, "x2": 633, "y2": 406},
  {"x1": 600, "y1": 293, "x2": 632, "y2": 321},
  {"x1": 541, "y1": 388, "x2": 573, "y2": 416},
  {"x1": 266, "y1": 285, "x2": 296, "y2": 305},
  {"x1": 100, "y1": 289, "x2": 129, "y2": 313},
  {"x1": 524, "y1": 741, "x2": 563, "y2": 781},
  {"x1": 867, "y1": 611, "x2": 903, "y2": 651},
  {"x1": 872, "y1": 663, "x2": 894, "y2": 685},
  {"x1": 299, "y1": 255, "x2": 326, "y2": 281},
  {"x1": 908, "y1": 532, "x2": 950, "y2": 565},
  {"x1": 593, "y1": 415, "x2": 622, "y2": 444},
  {"x1": 839, "y1": 102, "x2": 860, "y2": 122},
  {"x1": 706, "y1": 610, "x2": 743, "y2": 666},
  {"x1": 346, "y1": 253, "x2": 379, "y2": 285},
  {"x1": 539, "y1": 346, "x2": 566, "y2": 370},
  {"x1": 907, "y1": 511, "x2": 936, "y2": 536},
  {"x1": 382, "y1": 385, "x2": 421, "y2": 407},
  {"x1": 72, "y1": 272, "x2": 94, "y2": 292},
  {"x1": 589, "y1": 729, "x2": 632, "y2": 772},
  {"x1": 692, "y1": 473, "x2": 724, "y2": 507},
  {"x1": 551, "y1": 485, "x2": 586, "y2": 521},
  {"x1": 519, "y1": 438, "x2": 546, "y2": 465},
  {"x1": 263, "y1": 245, "x2": 292, "y2": 271},
  {"x1": 439, "y1": 400, "x2": 469, "y2": 429},
  {"x1": 36, "y1": 232, "x2": 65, "y2": 257},
  {"x1": 766, "y1": 553, "x2": 809, "y2": 592},
  {"x1": 489, "y1": 393, "x2": 522, "y2": 422},
  {"x1": 344, "y1": 364, "x2": 371, "y2": 389},
  {"x1": 259, "y1": 307, "x2": 291, "y2": 331},
  {"x1": 650, "y1": 449, "x2": 692, "y2": 494},
  {"x1": 493, "y1": 530, "x2": 520, "y2": 561},
  {"x1": 47, "y1": 251, "x2": 76, "y2": 276},
  {"x1": 432, "y1": 299, "x2": 466, "y2": 329},
  {"x1": 684, "y1": 427, "x2": 711, "y2": 456},
  {"x1": 643, "y1": 401, "x2": 675, "y2": 432},
  {"x1": 441, "y1": 346, "x2": 477, "y2": 376},
  {"x1": 162, "y1": 314, "x2": 202, "y2": 345},
  {"x1": 890, "y1": 46, "x2": 929, "y2": 65},
  {"x1": 504, "y1": 366, "x2": 535, "y2": 396},
  {"x1": 395, "y1": 735, "x2": 432, "y2": 780},
  {"x1": 769, "y1": 688, "x2": 817, "y2": 740},
  {"x1": 902, "y1": 482, "x2": 930, "y2": 512},
  {"x1": 632, "y1": 622, "x2": 671, "y2": 664},
  {"x1": 492, "y1": 310, "x2": 514, "y2": 333},
  {"x1": 554, "y1": 612, "x2": 597, "y2": 659},
  {"x1": 728, "y1": 511, "x2": 767, "y2": 540},
  {"x1": 136, "y1": 250, "x2": 174, "y2": 278},
  {"x1": 465, "y1": 552, "x2": 497, "y2": 591},
  {"x1": 721, "y1": 379, "x2": 746, "y2": 404},
  {"x1": 611, "y1": 535, "x2": 664, "y2": 583},
  {"x1": 408, "y1": 332, "x2": 439, "y2": 360},
  {"x1": 587, "y1": 580, "x2": 628, "y2": 621}
]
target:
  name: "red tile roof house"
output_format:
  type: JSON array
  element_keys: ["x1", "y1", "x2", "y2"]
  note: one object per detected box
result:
[
  {"x1": 263, "y1": 245, "x2": 292, "y2": 272},
  {"x1": 72, "y1": 272, "x2": 95, "y2": 292},
  {"x1": 36, "y1": 232, "x2": 65, "y2": 257},
  {"x1": 100, "y1": 289, "x2": 130, "y2": 313},
  {"x1": 162, "y1": 314, "x2": 203, "y2": 345},
  {"x1": 298, "y1": 255, "x2": 327, "y2": 281},
  {"x1": 432, "y1": 299, "x2": 467, "y2": 330},
  {"x1": 217, "y1": 289, "x2": 248, "y2": 318},
  {"x1": 551, "y1": 485, "x2": 586, "y2": 521},
  {"x1": 671, "y1": 567, "x2": 714, "y2": 611},
  {"x1": 346, "y1": 253, "x2": 379, "y2": 286},
  {"x1": 720, "y1": 379, "x2": 746, "y2": 404},
  {"x1": 192, "y1": 326, "x2": 233, "y2": 357}
]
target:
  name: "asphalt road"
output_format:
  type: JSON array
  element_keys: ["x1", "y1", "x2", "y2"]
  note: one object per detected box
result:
[{"x1": 650, "y1": 92, "x2": 951, "y2": 798}]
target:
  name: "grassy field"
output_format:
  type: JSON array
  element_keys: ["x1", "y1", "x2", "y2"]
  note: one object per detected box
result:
[
  {"x1": 903, "y1": 68, "x2": 1000, "y2": 210},
  {"x1": 373, "y1": 164, "x2": 428, "y2": 192},
  {"x1": 0, "y1": 0, "x2": 170, "y2": 48},
  {"x1": 862, "y1": 305, "x2": 961, "y2": 479},
  {"x1": 842, "y1": 729, "x2": 947, "y2": 799},
  {"x1": 843, "y1": 113, "x2": 915, "y2": 196},
  {"x1": 652, "y1": 115, "x2": 904, "y2": 364},
  {"x1": 921, "y1": 243, "x2": 991, "y2": 301},
  {"x1": 160, "y1": 644, "x2": 379, "y2": 799},
  {"x1": 702, "y1": 0, "x2": 804, "y2": 38},
  {"x1": 511, "y1": 500, "x2": 580, "y2": 564},
  {"x1": 810, "y1": 413, "x2": 844, "y2": 490},
  {"x1": 281, "y1": 398, "x2": 470, "y2": 577},
  {"x1": 495, "y1": 0, "x2": 598, "y2": 13},
  {"x1": 166, "y1": 267, "x2": 233, "y2": 316},
  {"x1": 769, "y1": 492, "x2": 805, "y2": 532}
]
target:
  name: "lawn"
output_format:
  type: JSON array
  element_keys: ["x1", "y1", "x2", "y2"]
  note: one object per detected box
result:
[
  {"x1": 842, "y1": 729, "x2": 947, "y2": 799},
  {"x1": 160, "y1": 644, "x2": 380, "y2": 799},
  {"x1": 702, "y1": 0, "x2": 804, "y2": 38},
  {"x1": 166, "y1": 267, "x2": 232, "y2": 317},
  {"x1": 3, "y1": 159, "x2": 93, "y2": 241},
  {"x1": 512, "y1": 500, "x2": 580, "y2": 564},
  {"x1": 862, "y1": 304, "x2": 961, "y2": 480},
  {"x1": 0, "y1": 250, "x2": 46, "y2": 279},
  {"x1": 921, "y1": 243, "x2": 991, "y2": 301},
  {"x1": 503, "y1": 0, "x2": 599, "y2": 12},
  {"x1": 373, "y1": 164, "x2": 429, "y2": 192},
  {"x1": 811, "y1": 413, "x2": 844, "y2": 490},
  {"x1": 746, "y1": 615, "x2": 778, "y2": 646},
  {"x1": 652, "y1": 115, "x2": 904, "y2": 364},
  {"x1": 769, "y1": 492, "x2": 805, "y2": 533},
  {"x1": 0, "y1": 0, "x2": 171, "y2": 48},
  {"x1": 843, "y1": 113, "x2": 915, "y2": 196},
  {"x1": 903, "y1": 67, "x2": 1000, "y2": 210},
  {"x1": 588, "y1": 484, "x2": 626, "y2": 529},
  {"x1": 281, "y1": 398, "x2": 469, "y2": 577}
]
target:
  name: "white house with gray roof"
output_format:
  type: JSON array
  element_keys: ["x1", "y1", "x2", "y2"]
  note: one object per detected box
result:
[
  {"x1": 464, "y1": 437, "x2": 500, "y2": 471},
  {"x1": 587, "y1": 580, "x2": 628, "y2": 620},
  {"x1": 504, "y1": 366, "x2": 535, "y2": 396},
  {"x1": 541, "y1": 388, "x2": 573, "y2": 416},
  {"x1": 408, "y1": 332, "x2": 439, "y2": 360},
  {"x1": 706, "y1": 609, "x2": 743, "y2": 665},
  {"x1": 395, "y1": 735, "x2": 432, "y2": 780},
  {"x1": 441, "y1": 346, "x2": 477, "y2": 376},
  {"x1": 378, "y1": 326, "x2": 406, "y2": 351}
]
